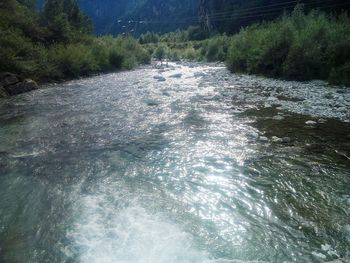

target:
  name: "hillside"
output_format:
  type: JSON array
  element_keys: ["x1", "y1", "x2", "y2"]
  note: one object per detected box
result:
[
  {"x1": 71, "y1": 0, "x2": 350, "y2": 35},
  {"x1": 37, "y1": 0, "x2": 198, "y2": 35}
]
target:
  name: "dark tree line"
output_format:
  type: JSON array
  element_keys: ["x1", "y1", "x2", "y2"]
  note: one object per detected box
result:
[{"x1": 205, "y1": 0, "x2": 349, "y2": 33}]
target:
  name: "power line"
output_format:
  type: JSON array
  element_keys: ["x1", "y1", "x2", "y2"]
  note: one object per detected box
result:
[
  {"x1": 190, "y1": 0, "x2": 336, "y2": 19},
  {"x1": 136, "y1": 0, "x2": 350, "y2": 25},
  {"x1": 137, "y1": 0, "x2": 340, "y2": 24},
  {"x1": 196, "y1": 0, "x2": 342, "y2": 20},
  {"x1": 111, "y1": 0, "x2": 350, "y2": 29},
  {"x1": 208, "y1": 2, "x2": 350, "y2": 23}
]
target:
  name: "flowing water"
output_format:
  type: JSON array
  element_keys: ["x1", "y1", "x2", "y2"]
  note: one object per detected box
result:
[{"x1": 0, "y1": 63, "x2": 349, "y2": 263}]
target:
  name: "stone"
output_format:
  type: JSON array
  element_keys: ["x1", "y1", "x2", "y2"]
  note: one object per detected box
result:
[
  {"x1": 281, "y1": 137, "x2": 291, "y2": 143},
  {"x1": 272, "y1": 115, "x2": 285, "y2": 121},
  {"x1": 305, "y1": 120, "x2": 317, "y2": 126},
  {"x1": 153, "y1": 75, "x2": 166, "y2": 81},
  {"x1": 0, "y1": 72, "x2": 19, "y2": 87},
  {"x1": 169, "y1": 73, "x2": 182, "y2": 78},
  {"x1": 259, "y1": 136, "x2": 269, "y2": 143},
  {"x1": 249, "y1": 132, "x2": 260, "y2": 139},
  {"x1": 4, "y1": 79, "x2": 38, "y2": 96},
  {"x1": 272, "y1": 136, "x2": 283, "y2": 143}
]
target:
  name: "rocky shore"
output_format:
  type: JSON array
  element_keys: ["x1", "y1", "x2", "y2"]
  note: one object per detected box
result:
[{"x1": 0, "y1": 72, "x2": 38, "y2": 98}]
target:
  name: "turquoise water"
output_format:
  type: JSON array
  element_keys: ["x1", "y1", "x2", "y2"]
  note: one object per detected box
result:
[{"x1": 0, "y1": 63, "x2": 349, "y2": 263}]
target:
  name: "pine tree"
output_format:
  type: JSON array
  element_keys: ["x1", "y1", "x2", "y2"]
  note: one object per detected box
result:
[{"x1": 43, "y1": 0, "x2": 92, "y2": 42}]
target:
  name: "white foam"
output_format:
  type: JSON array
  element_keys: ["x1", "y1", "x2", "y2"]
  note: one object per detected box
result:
[{"x1": 67, "y1": 190, "x2": 211, "y2": 263}]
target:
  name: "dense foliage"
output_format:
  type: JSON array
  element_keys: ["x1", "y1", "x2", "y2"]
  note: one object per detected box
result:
[
  {"x1": 139, "y1": 27, "x2": 230, "y2": 62},
  {"x1": 226, "y1": 7, "x2": 350, "y2": 86},
  {"x1": 0, "y1": 0, "x2": 150, "y2": 82}
]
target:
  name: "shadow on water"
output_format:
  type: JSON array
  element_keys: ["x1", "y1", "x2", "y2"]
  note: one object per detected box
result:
[
  {"x1": 243, "y1": 106, "x2": 350, "y2": 163},
  {"x1": 237, "y1": 106, "x2": 350, "y2": 262}
]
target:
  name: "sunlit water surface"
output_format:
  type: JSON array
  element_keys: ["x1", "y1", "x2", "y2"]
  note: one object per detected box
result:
[{"x1": 0, "y1": 63, "x2": 349, "y2": 263}]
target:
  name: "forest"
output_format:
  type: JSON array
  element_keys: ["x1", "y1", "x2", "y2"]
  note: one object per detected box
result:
[{"x1": 0, "y1": 0, "x2": 150, "y2": 83}]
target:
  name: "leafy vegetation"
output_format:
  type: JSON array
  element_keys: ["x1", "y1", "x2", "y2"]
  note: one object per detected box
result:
[
  {"x1": 226, "y1": 6, "x2": 350, "y2": 86},
  {"x1": 139, "y1": 27, "x2": 230, "y2": 63},
  {"x1": 0, "y1": 0, "x2": 150, "y2": 83}
]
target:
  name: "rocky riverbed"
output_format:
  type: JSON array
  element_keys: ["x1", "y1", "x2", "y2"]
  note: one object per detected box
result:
[{"x1": 0, "y1": 62, "x2": 349, "y2": 263}]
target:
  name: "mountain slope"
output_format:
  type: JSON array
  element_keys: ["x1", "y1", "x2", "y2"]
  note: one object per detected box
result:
[
  {"x1": 37, "y1": 0, "x2": 350, "y2": 35},
  {"x1": 77, "y1": 0, "x2": 197, "y2": 35}
]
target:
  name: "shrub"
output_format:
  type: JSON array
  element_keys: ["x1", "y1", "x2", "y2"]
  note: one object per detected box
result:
[
  {"x1": 227, "y1": 6, "x2": 350, "y2": 85},
  {"x1": 154, "y1": 45, "x2": 167, "y2": 61}
]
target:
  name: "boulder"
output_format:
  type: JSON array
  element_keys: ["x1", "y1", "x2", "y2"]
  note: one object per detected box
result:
[
  {"x1": 0, "y1": 72, "x2": 19, "y2": 87},
  {"x1": 4, "y1": 79, "x2": 38, "y2": 96},
  {"x1": 305, "y1": 120, "x2": 317, "y2": 126},
  {"x1": 153, "y1": 75, "x2": 166, "y2": 82},
  {"x1": 0, "y1": 72, "x2": 38, "y2": 97}
]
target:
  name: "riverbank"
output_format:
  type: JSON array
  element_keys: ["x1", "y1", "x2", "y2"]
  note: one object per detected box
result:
[{"x1": 141, "y1": 6, "x2": 350, "y2": 87}]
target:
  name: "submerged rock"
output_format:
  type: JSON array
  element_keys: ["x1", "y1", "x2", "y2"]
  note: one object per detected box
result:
[
  {"x1": 145, "y1": 99, "x2": 161, "y2": 106},
  {"x1": 194, "y1": 72, "x2": 206, "y2": 78},
  {"x1": 272, "y1": 115, "x2": 285, "y2": 121},
  {"x1": 258, "y1": 136, "x2": 269, "y2": 143},
  {"x1": 153, "y1": 75, "x2": 166, "y2": 82},
  {"x1": 169, "y1": 73, "x2": 182, "y2": 78}
]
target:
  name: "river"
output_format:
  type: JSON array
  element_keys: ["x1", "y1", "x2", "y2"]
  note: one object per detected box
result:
[{"x1": 0, "y1": 63, "x2": 349, "y2": 263}]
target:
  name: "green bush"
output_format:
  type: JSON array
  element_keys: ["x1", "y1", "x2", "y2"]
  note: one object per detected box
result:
[
  {"x1": 154, "y1": 45, "x2": 167, "y2": 61},
  {"x1": 227, "y1": 6, "x2": 350, "y2": 85}
]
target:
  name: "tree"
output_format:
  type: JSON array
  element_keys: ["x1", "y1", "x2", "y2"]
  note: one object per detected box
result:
[{"x1": 43, "y1": 0, "x2": 92, "y2": 41}]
